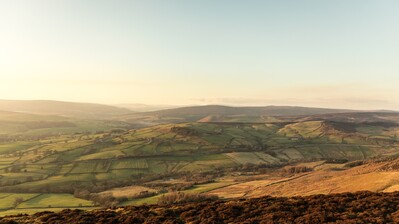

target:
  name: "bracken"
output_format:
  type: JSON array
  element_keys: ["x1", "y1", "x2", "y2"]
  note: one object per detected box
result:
[{"x1": 1, "y1": 191, "x2": 399, "y2": 224}]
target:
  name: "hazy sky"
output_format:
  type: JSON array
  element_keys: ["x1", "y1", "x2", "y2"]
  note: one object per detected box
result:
[{"x1": 1, "y1": 0, "x2": 399, "y2": 109}]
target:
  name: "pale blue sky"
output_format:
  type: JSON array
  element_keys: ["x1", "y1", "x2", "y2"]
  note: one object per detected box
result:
[{"x1": 0, "y1": 0, "x2": 398, "y2": 109}]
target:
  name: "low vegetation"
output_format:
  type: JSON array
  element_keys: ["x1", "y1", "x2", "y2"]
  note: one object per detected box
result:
[
  {"x1": 2, "y1": 191, "x2": 399, "y2": 223},
  {"x1": 157, "y1": 192, "x2": 218, "y2": 205}
]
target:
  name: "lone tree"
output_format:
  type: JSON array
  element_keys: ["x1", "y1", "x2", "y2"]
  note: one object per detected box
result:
[{"x1": 13, "y1": 197, "x2": 24, "y2": 208}]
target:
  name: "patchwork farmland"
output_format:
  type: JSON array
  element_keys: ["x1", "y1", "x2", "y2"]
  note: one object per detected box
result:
[{"x1": 0, "y1": 113, "x2": 399, "y2": 214}]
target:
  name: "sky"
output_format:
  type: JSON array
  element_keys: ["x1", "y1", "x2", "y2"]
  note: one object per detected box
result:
[{"x1": 0, "y1": 0, "x2": 399, "y2": 110}]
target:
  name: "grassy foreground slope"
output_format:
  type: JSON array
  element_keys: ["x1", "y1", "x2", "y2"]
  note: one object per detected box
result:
[{"x1": 233, "y1": 155, "x2": 399, "y2": 198}]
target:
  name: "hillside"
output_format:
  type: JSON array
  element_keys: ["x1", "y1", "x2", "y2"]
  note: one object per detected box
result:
[
  {"x1": 1, "y1": 121, "x2": 396, "y2": 192},
  {"x1": 209, "y1": 156, "x2": 399, "y2": 199},
  {"x1": 2, "y1": 191, "x2": 399, "y2": 223},
  {"x1": 0, "y1": 100, "x2": 132, "y2": 119}
]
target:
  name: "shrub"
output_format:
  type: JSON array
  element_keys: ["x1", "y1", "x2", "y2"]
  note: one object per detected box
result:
[
  {"x1": 284, "y1": 166, "x2": 313, "y2": 174},
  {"x1": 344, "y1": 160, "x2": 364, "y2": 168},
  {"x1": 158, "y1": 192, "x2": 218, "y2": 205}
]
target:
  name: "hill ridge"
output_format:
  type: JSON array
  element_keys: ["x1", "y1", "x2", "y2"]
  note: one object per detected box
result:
[{"x1": 0, "y1": 99, "x2": 133, "y2": 119}]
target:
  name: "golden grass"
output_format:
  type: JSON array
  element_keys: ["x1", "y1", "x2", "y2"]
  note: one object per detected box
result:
[{"x1": 209, "y1": 160, "x2": 399, "y2": 199}]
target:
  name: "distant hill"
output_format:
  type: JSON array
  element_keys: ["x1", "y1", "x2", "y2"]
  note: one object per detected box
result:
[
  {"x1": 291, "y1": 111, "x2": 399, "y2": 124},
  {"x1": 140, "y1": 105, "x2": 353, "y2": 117},
  {"x1": 0, "y1": 100, "x2": 132, "y2": 119},
  {"x1": 0, "y1": 110, "x2": 130, "y2": 137},
  {"x1": 118, "y1": 105, "x2": 354, "y2": 125},
  {"x1": 116, "y1": 103, "x2": 179, "y2": 112}
]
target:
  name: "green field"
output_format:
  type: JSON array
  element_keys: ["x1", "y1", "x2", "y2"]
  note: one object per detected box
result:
[
  {"x1": 0, "y1": 117, "x2": 397, "y2": 214},
  {"x1": 0, "y1": 193, "x2": 95, "y2": 215},
  {"x1": 17, "y1": 194, "x2": 93, "y2": 208},
  {"x1": 121, "y1": 181, "x2": 233, "y2": 206}
]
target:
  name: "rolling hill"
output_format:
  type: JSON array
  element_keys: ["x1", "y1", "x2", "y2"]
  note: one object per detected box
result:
[
  {"x1": 0, "y1": 119, "x2": 397, "y2": 194},
  {"x1": 140, "y1": 105, "x2": 353, "y2": 117},
  {"x1": 115, "y1": 103, "x2": 179, "y2": 112},
  {"x1": 0, "y1": 100, "x2": 132, "y2": 119}
]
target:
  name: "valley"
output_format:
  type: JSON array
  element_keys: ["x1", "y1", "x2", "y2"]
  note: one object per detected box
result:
[{"x1": 0, "y1": 103, "x2": 399, "y2": 217}]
